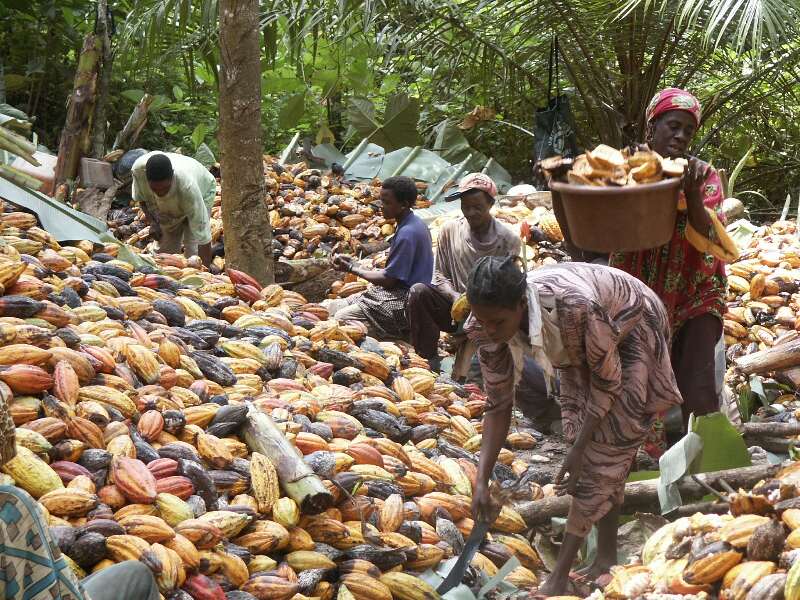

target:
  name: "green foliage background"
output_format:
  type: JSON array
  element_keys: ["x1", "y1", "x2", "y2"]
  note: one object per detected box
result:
[{"x1": 1, "y1": 0, "x2": 799, "y2": 212}]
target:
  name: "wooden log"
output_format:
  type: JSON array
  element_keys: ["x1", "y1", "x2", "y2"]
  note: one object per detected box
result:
[
  {"x1": 54, "y1": 34, "x2": 101, "y2": 190},
  {"x1": 749, "y1": 437, "x2": 791, "y2": 453},
  {"x1": 75, "y1": 181, "x2": 120, "y2": 221},
  {"x1": 674, "y1": 501, "x2": 730, "y2": 516},
  {"x1": 112, "y1": 94, "x2": 153, "y2": 152},
  {"x1": 735, "y1": 338, "x2": 800, "y2": 375},
  {"x1": 241, "y1": 407, "x2": 333, "y2": 514},
  {"x1": 743, "y1": 422, "x2": 800, "y2": 437},
  {"x1": 515, "y1": 463, "x2": 781, "y2": 527},
  {"x1": 288, "y1": 269, "x2": 340, "y2": 303},
  {"x1": 274, "y1": 258, "x2": 333, "y2": 285}
]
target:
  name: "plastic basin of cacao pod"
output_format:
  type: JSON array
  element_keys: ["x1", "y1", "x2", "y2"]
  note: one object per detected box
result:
[{"x1": 550, "y1": 178, "x2": 680, "y2": 252}]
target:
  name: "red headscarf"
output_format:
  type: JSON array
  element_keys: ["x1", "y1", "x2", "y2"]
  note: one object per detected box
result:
[{"x1": 645, "y1": 88, "x2": 701, "y2": 126}]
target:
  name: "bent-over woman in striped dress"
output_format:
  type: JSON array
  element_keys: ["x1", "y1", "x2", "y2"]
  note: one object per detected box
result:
[{"x1": 466, "y1": 257, "x2": 682, "y2": 596}]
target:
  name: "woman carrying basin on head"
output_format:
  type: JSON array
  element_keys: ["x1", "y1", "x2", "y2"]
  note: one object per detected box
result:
[{"x1": 610, "y1": 88, "x2": 737, "y2": 437}]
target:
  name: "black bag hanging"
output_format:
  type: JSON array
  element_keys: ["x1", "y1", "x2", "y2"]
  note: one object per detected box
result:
[{"x1": 533, "y1": 37, "x2": 580, "y2": 166}]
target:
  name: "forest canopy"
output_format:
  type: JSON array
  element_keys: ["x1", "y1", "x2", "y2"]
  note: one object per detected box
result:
[{"x1": 2, "y1": 0, "x2": 799, "y2": 213}]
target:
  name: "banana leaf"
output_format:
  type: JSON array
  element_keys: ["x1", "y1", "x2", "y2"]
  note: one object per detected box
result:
[
  {"x1": 0, "y1": 104, "x2": 28, "y2": 121},
  {"x1": 0, "y1": 114, "x2": 31, "y2": 134}
]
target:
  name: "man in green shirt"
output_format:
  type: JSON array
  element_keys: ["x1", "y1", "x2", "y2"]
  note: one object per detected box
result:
[{"x1": 131, "y1": 152, "x2": 216, "y2": 266}]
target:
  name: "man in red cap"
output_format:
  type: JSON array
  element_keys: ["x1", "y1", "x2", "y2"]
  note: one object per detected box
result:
[{"x1": 407, "y1": 173, "x2": 558, "y2": 430}]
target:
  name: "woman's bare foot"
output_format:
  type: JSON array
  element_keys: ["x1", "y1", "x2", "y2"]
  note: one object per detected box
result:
[
  {"x1": 537, "y1": 571, "x2": 589, "y2": 598},
  {"x1": 576, "y1": 558, "x2": 616, "y2": 581},
  {"x1": 536, "y1": 575, "x2": 568, "y2": 598}
]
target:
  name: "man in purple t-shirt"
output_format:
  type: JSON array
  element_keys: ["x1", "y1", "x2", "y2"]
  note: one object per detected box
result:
[{"x1": 331, "y1": 176, "x2": 433, "y2": 339}]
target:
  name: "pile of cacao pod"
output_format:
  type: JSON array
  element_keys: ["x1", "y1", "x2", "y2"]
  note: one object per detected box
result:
[
  {"x1": 577, "y1": 460, "x2": 800, "y2": 600},
  {"x1": 113, "y1": 158, "x2": 427, "y2": 263},
  {"x1": 722, "y1": 220, "x2": 800, "y2": 420},
  {"x1": 723, "y1": 220, "x2": 800, "y2": 354},
  {"x1": 0, "y1": 205, "x2": 550, "y2": 600},
  {"x1": 111, "y1": 157, "x2": 565, "y2": 289}
]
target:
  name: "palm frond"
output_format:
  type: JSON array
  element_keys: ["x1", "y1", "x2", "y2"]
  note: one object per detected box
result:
[{"x1": 617, "y1": 0, "x2": 797, "y2": 54}]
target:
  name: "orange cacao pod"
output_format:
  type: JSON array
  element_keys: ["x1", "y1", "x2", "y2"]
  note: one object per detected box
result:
[
  {"x1": 111, "y1": 456, "x2": 157, "y2": 504},
  {"x1": 155, "y1": 476, "x2": 195, "y2": 499},
  {"x1": 345, "y1": 442, "x2": 384, "y2": 468},
  {"x1": 53, "y1": 360, "x2": 80, "y2": 406},
  {"x1": 137, "y1": 410, "x2": 164, "y2": 442},
  {"x1": 0, "y1": 364, "x2": 53, "y2": 394}
]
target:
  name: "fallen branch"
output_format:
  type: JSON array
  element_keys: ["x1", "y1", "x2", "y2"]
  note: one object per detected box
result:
[
  {"x1": 515, "y1": 463, "x2": 781, "y2": 527},
  {"x1": 241, "y1": 407, "x2": 333, "y2": 514},
  {"x1": 674, "y1": 501, "x2": 730, "y2": 516},
  {"x1": 743, "y1": 422, "x2": 800, "y2": 437},
  {"x1": 735, "y1": 338, "x2": 800, "y2": 375}
]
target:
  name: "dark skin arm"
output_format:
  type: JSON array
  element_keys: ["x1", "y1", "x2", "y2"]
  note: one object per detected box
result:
[
  {"x1": 140, "y1": 201, "x2": 157, "y2": 224},
  {"x1": 472, "y1": 399, "x2": 513, "y2": 522},
  {"x1": 198, "y1": 242, "x2": 212, "y2": 268},
  {"x1": 684, "y1": 156, "x2": 713, "y2": 234},
  {"x1": 554, "y1": 413, "x2": 600, "y2": 496},
  {"x1": 140, "y1": 203, "x2": 162, "y2": 240},
  {"x1": 332, "y1": 255, "x2": 400, "y2": 289}
]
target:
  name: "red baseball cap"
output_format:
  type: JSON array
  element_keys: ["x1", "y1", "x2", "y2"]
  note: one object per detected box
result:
[{"x1": 445, "y1": 172, "x2": 498, "y2": 201}]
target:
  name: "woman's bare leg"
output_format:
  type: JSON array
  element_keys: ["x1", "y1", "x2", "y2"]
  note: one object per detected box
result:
[
  {"x1": 577, "y1": 505, "x2": 619, "y2": 579},
  {"x1": 537, "y1": 532, "x2": 584, "y2": 596}
]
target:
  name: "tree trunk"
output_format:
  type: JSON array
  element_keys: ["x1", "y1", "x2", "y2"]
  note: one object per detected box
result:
[
  {"x1": 112, "y1": 94, "x2": 153, "y2": 152},
  {"x1": 54, "y1": 34, "x2": 100, "y2": 191},
  {"x1": 91, "y1": 0, "x2": 114, "y2": 158},
  {"x1": 0, "y1": 58, "x2": 5, "y2": 104},
  {"x1": 515, "y1": 462, "x2": 781, "y2": 527},
  {"x1": 218, "y1": 0, "x2": 274, "y2": 285}
]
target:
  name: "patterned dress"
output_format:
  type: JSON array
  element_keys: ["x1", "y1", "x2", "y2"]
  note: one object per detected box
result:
[
  {"x1": 0, "y1": 485, "x2": 89, "y2": 599},
  {"x1": 609, "y1": 167, "x2": 726, "y2": 332},
  {"x1": 609, "y1": 166, "x2": 726, "y2": 456},
  {"x1": 468, "y1": 263, "x2": 682, "y2": 536}
]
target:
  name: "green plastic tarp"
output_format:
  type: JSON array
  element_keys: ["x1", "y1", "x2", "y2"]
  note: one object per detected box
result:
[{"x1": 281, "y1": 132, "x2": 515, "y2": 199}]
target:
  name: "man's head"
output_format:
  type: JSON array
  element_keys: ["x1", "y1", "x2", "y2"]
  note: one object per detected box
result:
[
  {"x1": 145, "y1": 154, "x2": 174, "y2": 197},
  {"x1": 446, "y1": 173, "x2": 497, "y2": 232},
  {"x1": 380, "y1": 176, "x2": 418, "y2": 220}
]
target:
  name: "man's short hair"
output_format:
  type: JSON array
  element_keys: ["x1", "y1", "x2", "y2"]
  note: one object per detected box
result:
[
  {"x1": 381, "y1": 176, "x2": 418, "y2": 207},
  {"x1": 145, "y1": 154, "x2": 174, "y2": 182}
]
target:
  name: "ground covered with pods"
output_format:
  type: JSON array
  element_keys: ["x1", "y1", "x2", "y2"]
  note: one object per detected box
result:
[
  {"x1": 10, "y1": 179, "x2": 800, "y2": 600},
  {"x1": 0, "y1": 204, "x2": 552, "y2": 600}
]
